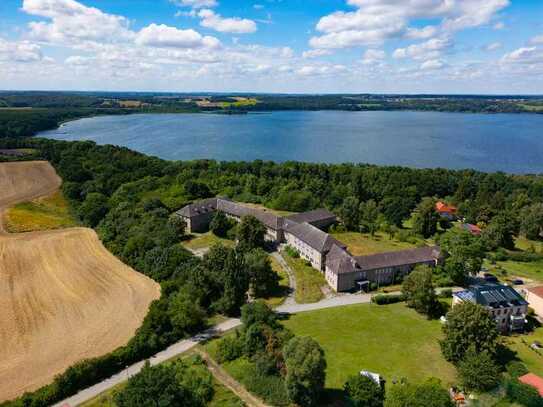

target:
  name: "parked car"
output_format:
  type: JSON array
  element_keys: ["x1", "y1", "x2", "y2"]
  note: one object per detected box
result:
[
  {"x1": 512, "y1": 279, "x2": 524, "y2": 285},
  {"x1": 484, "y1": 273, "x2": 498, "y2": 283}
]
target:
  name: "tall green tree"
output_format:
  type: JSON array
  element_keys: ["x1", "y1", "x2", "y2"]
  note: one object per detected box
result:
[
  {"x1": 412, "y1": 197, "x2": 440, "y2": 238},
  {"x1": 209, "y1": 210, "x2": 233, "y2": 237},
  {"x1": 79, "y1": 192, "x2": 108, "y2": 227},
  {"x1": 458, "y1": 349, "x2": 500, "y2": 392},
  {"x1": 401, "y1": 265, "x2": 438, "y2": 317},
  {"x1": 168, "y1": 288, "x2": 206, "y2": 335},
  {"x1": 440, "y1": 302, "x2": 499, "y2": 363},
  {"x1": 520, "y1": 203, "x2": 543, "y2": 240},
  {"x1": 340, "y1": 196, "x2": 360, "y2": 231},
  {"x1": 439, "y1": 228, "x2": 485, "y2": 285},
  {"x1": 481, "y1": 212, "x2": 517, "y2": 250},
  {"x1": 283, "y1": 336, "x2": 327, "y2": 407},
  {"x1": 360, "y1": 199, "x2": 381, "y2": 236},
  {"x1": 244, "y1": 248, "x2": 279, "y2": 297},
  {"x1": 237, "y1": 215, "x2": 266, "y2": 252},
  {"x1": 344, "y1": 374, "x2": 384, "y2": 407}
]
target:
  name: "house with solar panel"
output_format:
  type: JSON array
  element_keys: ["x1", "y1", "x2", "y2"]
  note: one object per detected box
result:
[{"x1": 453, "y1": 283, "x2": 528, "y2": 333}]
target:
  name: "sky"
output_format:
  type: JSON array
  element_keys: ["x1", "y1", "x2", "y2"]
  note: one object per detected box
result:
[{"x1": 0, "y1": 0, "x2": 542, "y2": 94}]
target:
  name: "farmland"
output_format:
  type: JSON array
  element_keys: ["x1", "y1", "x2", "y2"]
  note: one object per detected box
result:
[{"x1": 0, "y1": 162, "x2": 160, "y2": 401}]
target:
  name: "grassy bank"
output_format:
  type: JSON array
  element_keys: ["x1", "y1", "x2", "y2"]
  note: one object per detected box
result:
[
  {"x1": 282, "y1": 254, "x2": 326, "y2": 303},
  {"x1": 5, "y1": 191, "x2": 79, "y2": 232}
]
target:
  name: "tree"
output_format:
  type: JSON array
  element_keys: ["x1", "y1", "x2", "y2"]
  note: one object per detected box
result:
[
  {"x1": 360, "y1": 199, "x2": 381, "y2": 236},
  {"x1": 241, "y1": 300, "x2": 278, "y2": 329},
  {"x1": 439, "y1": 228, "x2": 485, "y2": 285},
  {"x1": 283, "y1": 336, "x2": 327, "y2": 407},
  {"x1": 401, "y1": 265, "x2": 438, "y2": 316},
  {"x1": 440, "y1": 301, "x2": 499, "y2": 363},
  {"x1": 115, "y1": 362, "x2": 197, "y2": 407},
  {"x1": 520, "y1": 203, "x2": 543, "y2": 240},
  {"x1": 168, "y1": 214, "x2": 186, "y2": 238},
  {"x1": 214, "y1": 249, "x2": 249, "y2": 316},
  {"x1": 505, "y1": 378, "x2": 543, "y2": 407},
  {"x1": 168, "y1": 288, "x2": 206, "y2": 335},
  {"x1": 209, "y1": 211, "x2": 232, "y2": 237},
  {"x1": 237, "y1": 215, "x2": 266, "y2": 252},
  {"x1": 184, "y1": 180, "x2": 212, "y2": 199},
  {"x1": 457, "y1": 349, "x2": 500, "y2": 392},
  {"x1": 481, "y1": 212, "x2": 516, "y2": 250},
  {"x1": 340, "y1": 196, "x2": 360, "y2": 231},
  {"x1": 244, "y1": 249, "x2": 279, "y2": 297},
  {"x1": 79, "y1": 192, "x2": 108, "y2": 227},
  {"x1": 344, "y1": 374, "x2": 384, "y2": 407},
  {"x1": 381, "y1": 196, "x2": 414, "y2": 227},
  {"x1": 412, "y1": 197, "x2": 440, "y2": 238},
  {"x1": 385, "y1": 378, "x2": 453, "y2": 407}
]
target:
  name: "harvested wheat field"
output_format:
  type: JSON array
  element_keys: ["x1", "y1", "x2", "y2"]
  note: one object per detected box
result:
[
  {"x1": 0, "y1": 161, "x2": 61, "y2": 214},
  {"x1": 0, "y1": 162, "x2": 161, "y2": 401}
]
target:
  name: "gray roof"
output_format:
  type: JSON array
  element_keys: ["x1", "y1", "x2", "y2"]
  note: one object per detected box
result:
[
  {"x1": 326, "y1": 245, "x2": 360, "y2": 275},
  {"x1": 217, "y1": 199, "x2": 284, "y2": 230},
  {"x1": 354, "y1": 246, "x2": 441, "y2": 272},
  {"x1": 455, "y1": 283, "x2": 528, "y2": 309},
  {"x1": 286, "y1": 209, "x2": 337, "y2": 226},
  {"x1": 285, "y1": 222, "x2": 346, "y2": 253},
  {"x1": 176, "y1": 197, "x2": 219, "y2": 217}
]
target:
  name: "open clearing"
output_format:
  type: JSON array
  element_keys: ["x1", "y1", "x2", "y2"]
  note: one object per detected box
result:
[
  {"x1": 331, "y1": 231, "x2": 418, "y2": 256},
  {"x1": 0, "y1": 161, "x2": 160, "y2": 401},
  {"x1": 282, "y1": 303, "x2": 456, "y2": 389}
]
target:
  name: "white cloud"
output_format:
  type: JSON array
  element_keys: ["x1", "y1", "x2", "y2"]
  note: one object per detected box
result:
[
  {"x1": 170, "y1": 0, "x2": 217, "y2": 9},
  {"x1": 198, "y1": 9, "x2": 257, "y2": 34},
  {"x1": 530, "y1": 35, "x2": 543, "y2": 45},
  {"x1": 393, "y1": 37, "x2": 453, "y2": 60},
  {"x1": 22, "y1": 0, "x2": 133, "y2": 45},
  {"x1": 310, "y1": 0, "x2": 510, "y2": 49},
  {"x1": 0, "y1": 38, "x2": 42, "y2": 62},
  {"x1": 484, "y1": 42, "x2": 502, "y2": 51},
  {"x1": 361, "y1": 48, "x2": 385, "y2": 64},
  {"x1": 493, "y1": 21, "x2": 505, "y2": 30},
  {"x1": 302, "y1": 49, "x2": 332, "y2": 58},
  {"x1": 296, "y1": 64, "x2": 347, "y2": 77},
  {"x1": 136, "y1": 23, "x2": 220, "y2": 49},
  {"x1": 420, "y1": 59, "x2": 446, "y2": 70},
  {"x1": 502, "y1": 47, "x2": 543, "y2": 65}
]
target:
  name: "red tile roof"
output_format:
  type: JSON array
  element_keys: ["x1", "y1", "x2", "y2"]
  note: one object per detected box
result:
[
  {"x1": 527, "y1": 286, "x2": 543, "y2": 298},
  {"x1": 519, "y1": 373, "x2": 543, "y2": 396},
  {"x1": 436, "y1": 201, "x2": 457, "y2": 213}
]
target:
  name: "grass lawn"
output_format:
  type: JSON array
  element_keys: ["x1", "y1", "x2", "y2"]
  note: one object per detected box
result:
[
  {"x1": 485, "y1": 259, "x2": 543, "y2": 284},
  {"x1": 238, "y1": 202, "x2": 295, "y2": 217},
  {"x1": 182, "y1": 232, "x2": 235, "y2": 251},
  {"x1": 262, "y1": 255, "x2": 290, "y2": 308},
  {"x1": 504, "y1": 327, "x2": 543, "y2": 377},
  {"x1": 5, "y1": 191, "x2": 79, "y2": 233},
  {"x1": 282, "y1": 302, "x2": 456, "y2": 389},
  {"x1": 282, "y1": 254, "x2": 325, "y2": 303},
  {"x1": 331, "y1": 231, "x2": 418, "y2": 256}
]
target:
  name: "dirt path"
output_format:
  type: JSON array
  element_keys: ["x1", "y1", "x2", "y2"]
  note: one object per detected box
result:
[
  {"x1": 196, "y1": 350, "x2": 270, "y2": 407},
  {"x1": 0, "y1": 161, "x2": 160, "y2": 401}
]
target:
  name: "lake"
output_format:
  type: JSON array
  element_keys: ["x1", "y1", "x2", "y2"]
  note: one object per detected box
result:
[{"x1": 39, "y1": 111, "x2": 543, "y2": 174}]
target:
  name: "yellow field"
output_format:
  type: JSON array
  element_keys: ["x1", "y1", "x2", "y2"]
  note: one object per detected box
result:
[
  {"x1": 0, "y1": 161, "x2": 161, "y2": 401},
  {"x1": 5, "y1": 190, "x2": 79, "y2": 232}
]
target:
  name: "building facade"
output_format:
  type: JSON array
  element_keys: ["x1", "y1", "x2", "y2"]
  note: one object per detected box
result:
[
  {"x1": 523, "y1": 286, "x2": 543, "y2": 319},
  {"x1": 453, "y1": 283, "x2": 528, "y2": 333}
]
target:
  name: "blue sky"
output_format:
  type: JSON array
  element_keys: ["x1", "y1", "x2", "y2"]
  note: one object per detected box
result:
[{"x1": 1, "y1": 0, "x2": 542, "y2": 93}]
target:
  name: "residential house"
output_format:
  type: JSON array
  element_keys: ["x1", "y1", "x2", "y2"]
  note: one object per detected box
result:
[
  {"x1": 523, "y1": 286, "x2": 543, "y2": 318},
  {"x1": 453, "y1": 283, "x2": 528, "y2": 333},
  {"x1": 460, "y1": 223, "x2": 482, "y2": 236},
  {"x1": 436, "y1": 201, "x2": 457, "y2": 221}
]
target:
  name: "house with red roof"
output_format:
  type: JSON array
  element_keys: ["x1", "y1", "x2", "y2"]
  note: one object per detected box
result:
[
  {"x1": 519, "y1": 373, "x2": 543, "y2": 397},
  {"x1": 436, "y1": 201, "x2": 458, "y2": 220},
  {"x1": 460, "y1": 223, "x2": 482, "y2": 236}
]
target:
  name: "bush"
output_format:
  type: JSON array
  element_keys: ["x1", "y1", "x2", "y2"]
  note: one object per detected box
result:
[
  {"x1": 284, "y1": 245, "x2": 300, "y2": 258},
  {"x1": 457, "y1": 350, "x2": 500, "y2": 392},
  {"x1": 344, "y1": 374, "x2": 384, "y2": 407},
  {"x1": 372, "y1": 293, "x2": 407, "y2": 305},
  {"x1": 505, "y1": 378, "x2": 543, "y2": 407},
  {"x1": 216, "y1": 336, "x2": 244, "y2": 363}
]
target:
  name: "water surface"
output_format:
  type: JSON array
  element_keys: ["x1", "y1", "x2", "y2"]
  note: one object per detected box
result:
[{"x1": 40, "y1": 111, "x2": 543, "y2": 174}]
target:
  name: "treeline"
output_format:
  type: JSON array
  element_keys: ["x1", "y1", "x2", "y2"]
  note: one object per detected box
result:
[
  {"x1": 1, "y1": 137, "x2": 543, "y2": 405},
  {"x1": 0, "y1": 108, "x2": 130, "y2": 138}
]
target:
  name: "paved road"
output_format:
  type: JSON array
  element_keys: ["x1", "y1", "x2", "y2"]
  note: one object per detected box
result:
[{"x1": 53, "y1": 319, "x2": 241, "y2": 407}]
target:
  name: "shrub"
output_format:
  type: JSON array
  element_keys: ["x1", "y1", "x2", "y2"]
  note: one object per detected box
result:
[
  {"x1": 505, "y1": 378, "x2": 543, "y2": 407},
  {"x1": 372, "y1": 293, "x2": 407, "y2": 305},
  {"x1": 506, "y1": 361, "x2": 529, "y2": 378},
  {"x1": 284, "y1": 245, "x2": 300, "y2": 258},
  {"x1": 457, "y1": 350, "x2": 500, "y2": 392},
  {"x1": 216, "y1": 336, "x2": 244, "y2": 363},
  {"x1": 344, "y1": 374, "x2": 384, "y2": 407}
]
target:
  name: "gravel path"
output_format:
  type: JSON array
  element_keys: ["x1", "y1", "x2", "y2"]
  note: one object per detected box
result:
[{"x1": 53, "y1": 319, "x2": 241, "y2": 407}]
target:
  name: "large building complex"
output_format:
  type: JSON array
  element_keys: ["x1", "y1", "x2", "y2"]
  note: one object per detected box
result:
[{"x1": 177, "y1": 198, "x2": 442, "y2": 292}]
